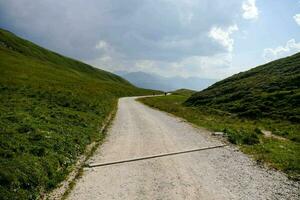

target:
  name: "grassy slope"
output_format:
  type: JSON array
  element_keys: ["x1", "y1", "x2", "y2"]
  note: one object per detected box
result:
[
  {"x1": 139, "y1": 54, "x2": 300, "y2": 180},
  {"x1": 0, "y1": 29, "x2": 159, "y2": 199},
  {"x1": 186, "y1": 53, "x2": 300, "y2": 123},
  {"x1": 170, "y1": 89, "x2": 196, "y2": 96}
]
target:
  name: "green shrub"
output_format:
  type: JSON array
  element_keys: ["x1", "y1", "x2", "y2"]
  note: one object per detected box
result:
[
  {"x1": 223, "y1": 128, "x2": 260, "y2": 145},
  {"x1": 17, "y1": 125, "x2": 35, "y2": 134},
  {"x1": 242, "y1": 133, "x2": 259, "y2": 145},
  {"x1": 254, "y1": 127, "x2": 262, "y2": 134}
]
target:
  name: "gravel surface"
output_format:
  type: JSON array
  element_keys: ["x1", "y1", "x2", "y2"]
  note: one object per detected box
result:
[{"x1": 68, "y1": 97, "x2": 299, "y2": 200}]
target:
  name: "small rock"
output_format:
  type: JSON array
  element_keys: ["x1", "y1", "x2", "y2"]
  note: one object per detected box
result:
[{"x1": 213, "y1": 132, "x2": 224, "y2": 136}]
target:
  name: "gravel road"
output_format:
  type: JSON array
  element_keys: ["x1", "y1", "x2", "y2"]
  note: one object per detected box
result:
[{"x1": 68, "y1": 97, "x2": 299, "y2": 200}]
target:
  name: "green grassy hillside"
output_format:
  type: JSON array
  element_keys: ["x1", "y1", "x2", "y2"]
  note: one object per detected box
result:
[
  {"x1": 170, "y1": 89, "x2": 196, "y2": 96},
  {"x1": 186, "y1": 53, "x2": 300, "y2": 122},
  {"x1": 0, "y1": 28, "x2": 159, "y2": 199}
]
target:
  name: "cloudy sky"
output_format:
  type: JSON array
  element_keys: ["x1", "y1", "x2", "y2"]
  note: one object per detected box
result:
[{"x1": 0, "y1": 0, "x2": 299, "y2": 79}]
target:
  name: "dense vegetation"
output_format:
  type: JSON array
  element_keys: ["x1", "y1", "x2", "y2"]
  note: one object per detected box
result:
[
  {"x1": 140, "y1": 54, "x2": 300, "y2": 180},
  {"x1": 186, "y1": 53, "x2": 300, "y2": 122},
  {"x1": 0, "y1": 28, "x2": 159, "y2": 199}
]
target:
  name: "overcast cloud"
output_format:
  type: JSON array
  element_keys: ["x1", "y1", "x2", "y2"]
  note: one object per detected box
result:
[
  {"x1": 263, "y1": 39, "x2": 300, "y2": 61},
  {"x1": 0, "y1": 0, "x2": 299, "y2": 79}
]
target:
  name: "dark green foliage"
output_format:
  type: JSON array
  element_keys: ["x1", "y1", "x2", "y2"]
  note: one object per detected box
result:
[
  {"x1": 185, "y1": 53, "x2": 300, "y2": 122},
  {"x1": 223, "y1": 128, "x2": 259, "y2": 145},
  {"x1": 0, "y1": 28, "x2": 159, "y2": 199},
  {"x1": 254, "y1": 127, "x2": 263, "y2": 135}
]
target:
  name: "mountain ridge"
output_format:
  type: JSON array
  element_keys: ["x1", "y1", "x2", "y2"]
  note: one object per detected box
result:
[{"x1": 115, "y1": 71, "x2": 217, "y2": 91}]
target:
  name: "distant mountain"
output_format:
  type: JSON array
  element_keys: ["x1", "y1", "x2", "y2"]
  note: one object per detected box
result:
[
  {"x1": 186, "y1": 53, "x2": 300, "y2": 122},
  {"x1": 115, "y1": 71, "x2": 217, "y2": 91}
]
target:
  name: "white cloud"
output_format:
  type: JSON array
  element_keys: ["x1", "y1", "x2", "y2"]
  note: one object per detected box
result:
[
  {"x1": 131, "y1": 53, "x2": 238, "y2": 79},
  {"x1": 263, "y1": 39, "x2": 300, "y2": 61},
  {"x1": 88, "y1": 53, "x2": 236, "y2": 79},
  {"x1": 1, "y1": 0, "x2": 245, "y2": 79},
  {"x1": 0, "y1": 0, "x2": 242, "y2": 60},
  {"x1": 242, "y1": 0, "x2": 259, "y2": 20},
  {"x1": 293, "y1": 14, "x2": 300, "y2": 26},
  {"x1": 166, "y1": 54, "x2": 234, "y2": 78},
  {"x1": 208, "y1": 25, "x2": 239, "y2": 52},
  {"x1": 95, "y1": 40, "x2": 109, "y2": 50},
  {"x1": 95, "y1": 40, "x2": 117, "y2": 58}
]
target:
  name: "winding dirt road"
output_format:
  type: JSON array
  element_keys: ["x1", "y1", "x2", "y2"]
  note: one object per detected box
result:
[{"x1": 68, "y1": 97, "x2": 299, "y2": 200}]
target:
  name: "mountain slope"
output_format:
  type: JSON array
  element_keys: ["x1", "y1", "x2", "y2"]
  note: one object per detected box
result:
[
  {"x1": 116, "y1": 71, "x2": 172, "y2": 91},
  {"x1": 170, "y1": 89, "x2": 196, "y2": 96},
  {"x1": 186, "y1": 53, "x2": 300, "y2": 122},
  {"x1": 0, "y1": 29, "x2": 158, "y2": 199},
  {"x1": 116, "y1": 71, "x2": 217, "y2": 91}
]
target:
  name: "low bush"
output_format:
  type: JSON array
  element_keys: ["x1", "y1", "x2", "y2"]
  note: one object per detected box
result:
[{"x1": 223, "y1": 128, "x2": 260, "y2": 145}]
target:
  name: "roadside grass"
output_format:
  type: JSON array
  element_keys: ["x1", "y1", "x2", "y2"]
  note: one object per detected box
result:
[
  {"x1": 139, "y1": 95, "x2": 300, "y2": 180},
  {"x1": 50, "y1": 104, "x2": 118, "y2": 200},
  {"x1": 0, "y1": 29, "x2": 159, "y2": 199}
]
